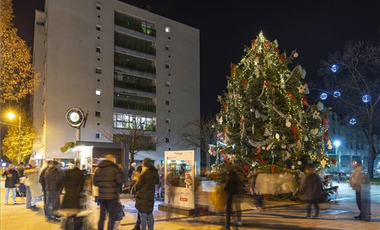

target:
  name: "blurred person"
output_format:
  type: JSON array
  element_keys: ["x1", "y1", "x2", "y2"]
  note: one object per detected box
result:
[
  {"x1": 24, "y1": 159, "x2": 43, "y2": 211},
  {"x1": 222, "y1": 168, "x2": 243, "y2": 230},
  {"x1": 300, "y1": 167, "x2": 322, "y2": 218},
  {"x1": 250, "y1": 169, "x2": 264, "y2": 209},
  {"x1": 40, "y1": 160, "x2": 53, "y2": 215},
  {"x1": 350, "y1": 160, "x2": 371, "y2": 221},
  {"x1": 94, "y1": 154, "x2": 124, "y2": 230},
  {"x1": 45, "y1": 160, "x2": 64, "y2": 222},
  {"x1": 135, "y1": 158, "x2": 159, "y2": 230},
  {"x1": 60, "y1": 160, "x2": 85, "y2": 230},
  {"x1": 128, "y1": 162, "x2": 137, "y2": 181},
  {"x1": 81, "y1": 165, "x2": 87, "y2": 176},
  {"x1": 17, "y1": 163, "x2": 25, "y2": 177},
  {"x1": 131, "y1": 165, "x2": 143, "y2": 230},
  {"x1": 2, "y1": 164, "x2": 20, "y2": 205}
]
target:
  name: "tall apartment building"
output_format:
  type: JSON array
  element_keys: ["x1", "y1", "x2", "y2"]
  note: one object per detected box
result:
[
  {"x1": 32, "y1": 0, "x2": 200, "y2": 166},
  {"x1": 326, "y1": 111, "x2": 380, "y2": 174}
]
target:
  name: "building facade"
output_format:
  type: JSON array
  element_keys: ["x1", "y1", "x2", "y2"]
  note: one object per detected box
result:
[
  {"x1": 326, "y1": 111, "x2": 380, "y2": 175},
  {"x1": 32, "y1": 0, "x2": 200, "y2": 166}
]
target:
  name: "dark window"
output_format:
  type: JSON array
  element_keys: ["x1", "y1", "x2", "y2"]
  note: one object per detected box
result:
[
  {"x1": 165, "y1": 63, "x2": 170, "y2": 69},
  {"x1": 96, "y1": 47, "x2": 101, "y2": 53},
  {"x1": 166, "y1": 119, "x2": 170, "y2": 124},
  {"x1": 166, "y1": 100, "x2": 170, "y2": 105},
  {"x1": 95, "y1": 111, "x2": 101, "y2": 117},
  {"x1": 165, "y1": 137, "x2": 170, "y2": 143},
  {"x1": 96, "y1": 68, "x2": 102, "y2": 74},
  {"x1": 96, "y1": 25, "x2": 102, "y2": 31},
  {"x1": 95, "y1": 133, "x2": 101, "y2": 139},
  {"x1": 165, "y1": 45, "x2": 170, "y2": 51},
  {"x1": 96, "y1": 3, "x2": 102, "y2": 10}
]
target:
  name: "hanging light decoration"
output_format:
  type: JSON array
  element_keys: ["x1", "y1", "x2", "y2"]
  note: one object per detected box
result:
[
  {"x1": 320, "y1": 92, "x2": 328, "y2": 100},
  {"x1": 330, "y1": 64, "x2": 339, "y2": 73},
  {"x1": 333, "y1": 91, "x2": 341, "y2": 98},
  {"x1": 349, "y1": 118, "x2": 357, "y2": 125},
  {"x1": 362, "y1": 94, "x2": 371, "y2": 103}
]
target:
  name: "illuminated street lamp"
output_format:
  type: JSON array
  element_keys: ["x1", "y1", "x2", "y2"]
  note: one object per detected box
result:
[
  {"x1": 7, "y1": 112, "x2": 21, "y2": 164},
  {"x1": 333, "y1": 140, "x2": 341, "y2": 179}
]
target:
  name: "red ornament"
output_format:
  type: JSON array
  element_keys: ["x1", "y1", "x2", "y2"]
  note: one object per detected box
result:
[
  {"x1": 323, "y1": 117, "x2": 329, "y2": 129},
  {"x1": 291, "y1": 125, "x2": 300, "y2": 140},
  {"x1": 256, "y1": 147, "x2": 261, "y2": 154},
  {"x1": 242, "y1": 79, "x2": 248, "y2": 88},
  {"x1": 223, "y1": 103, "x2": 227, "y2": 108},
  {"x1": 251, "y1": 39, "x2": 256, "y2": 49},
  {"x1": 223, "y1": 126, "x2": 226, "y2": 132},
  {"x1": 324, "y1": 130, "x2": 329, "y2": 140},
  {"x1": 287, "y1": 92, "x2": 297, "y2": 102},
  {"x1": 230, "y1": 63, "x2": 236, "y2": 77},
  {"x1": 302, "y1": 96, "x2": 310, "y2": 107}
]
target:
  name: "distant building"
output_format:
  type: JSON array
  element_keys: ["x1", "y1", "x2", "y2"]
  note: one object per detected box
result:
[
  {"x1": 32, "y1": 0, "x2": 200, "y2": 167},
  {"x1": 326, "y1": 111, "x2": 380, "y2": 174}
]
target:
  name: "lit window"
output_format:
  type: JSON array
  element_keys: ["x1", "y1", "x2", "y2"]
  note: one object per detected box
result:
[
  {"x1": 95, "y1": 133, "x2": 101, "y2": 139},
  {"x1": 165, "y1": 63, "x2": 170, "y2": 69},
  {"x1": 96, "y1": 89, "x2": 101, "y2": 95},
  {"x1": 96, "y1": 3, "x2": 102, "y2": 10},
  {"x1": 96, "y1": 24, "x2": 102, "y2": 31},
  {"x1": 96, "y1": 67, "x2": 102, "y2": 74},
  {"x1": 165, "y1": 26, "x2": 170, "y2": 33}
]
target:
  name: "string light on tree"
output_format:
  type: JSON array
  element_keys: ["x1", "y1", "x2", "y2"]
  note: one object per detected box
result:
[
  {"x1": 333, "y1": 91, "x2": 341, "y2": 98},
  {"x1": 362, "y1": 94, "x2": 371, "y2": 103},
  {"x1": 320, "y1": 92, "x2": 328, "y2": 100},
  {"x1": 330, "y1": 64, "x2": 339, "y2": 73},
  {"x1": 349, "y1": 118, "x2": 357, "y2": 125}
]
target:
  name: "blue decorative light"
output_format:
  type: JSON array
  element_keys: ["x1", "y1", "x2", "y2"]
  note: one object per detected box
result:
[
  {"x1": 320, "y1": 92, "x2": 328, "y2": 100},
  {"x1": 362, "y1": 94, "x2": 371, "y2": 103},
  {"x1": 349, "y1": 118, "x2": 357, "y2": 125},
  {"x1": 333, "y1": 91, "x2": 341, "y2": 98},
  {"x1": 330, "y1": 64, "x2": 339, "y2": 73}
]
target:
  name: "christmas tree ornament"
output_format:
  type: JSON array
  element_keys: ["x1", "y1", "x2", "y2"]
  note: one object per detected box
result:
[
  {"x1": 286, "y1": 120, "x2": 292, "y2": 127},
  {"x1": 275, "y1": 133, "x2": 280, "y2": 140},
  {"x1": 294, "y1": 52, "x2": 299, "y2": 58},
  {"x1": 320, "y1": 159, "x2": 327, "y2": 168},
  {"x1": 297, "y1": 161, "x2": 302, "y2": 165},
  {"x1": 312, "y1": 111, "x2": 320, "y2": 119},
  {"x1": 310, "y1": 128, "x2": 318, "y2": 135},
  {"x1": 264, "y1": 128, "x2": 270, "y2": 136},
  {"x1": 291, "y1": 165, "x2": 295, "y2": 170},
  {"x1": 304, "y1": 136, "x2": 309, "y2": 141},
  {"x1": 317, "y1": 102, "x2": 324, "y2": 111}
]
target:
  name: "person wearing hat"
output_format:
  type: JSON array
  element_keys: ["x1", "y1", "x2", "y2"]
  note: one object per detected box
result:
[{"x1": 24, "y1": 159, "x2": 43, "y2": 211}]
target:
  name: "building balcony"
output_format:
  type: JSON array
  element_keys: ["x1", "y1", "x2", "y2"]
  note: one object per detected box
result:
[
  {"x1": 115, "y1": 12, "x2": 156, "y2": 37},
  {"x1": 114, "y1": 99, "x2": 156, "y2": 112},
  {"x1": 114, "y1": 79, "x2": 156, "y2": 93},
  {"x1": 115, "y1": 35, "x2": 156, "y2": 56}
]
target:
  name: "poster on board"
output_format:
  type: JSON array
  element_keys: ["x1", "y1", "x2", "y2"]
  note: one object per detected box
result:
[{"x1": 164, "y1": 150, "x2": 195, "y2": 209}]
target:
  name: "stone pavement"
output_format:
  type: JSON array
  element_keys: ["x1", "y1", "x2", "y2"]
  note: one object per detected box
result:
[{"x1": 1, "y1": 180, "x2": 379, "y2": 230}]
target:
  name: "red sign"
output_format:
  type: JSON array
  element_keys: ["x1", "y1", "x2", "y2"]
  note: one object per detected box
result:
[{"x1": 180, "y1": 197, "x2": 188, "y2": 202}]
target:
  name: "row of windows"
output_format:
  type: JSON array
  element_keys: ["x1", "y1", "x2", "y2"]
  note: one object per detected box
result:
[{"x1": 113, "y1": 112, "x2": 156, "y2": 130}]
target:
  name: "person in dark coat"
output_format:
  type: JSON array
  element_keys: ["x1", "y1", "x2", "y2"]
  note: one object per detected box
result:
[
  {"x1": 135, "y1": 158, "x2": 159, "y2": 230},
  {"x1": 94, "y1": 154, "x2": 124, "y2": 230},
  {"x1": 60, "y1": 161, "x2": 85, "y2": 230},
  {"x1": 3, "y1": 164, "x2": 20, "y2": 205},
  {"x1": 45, "y1": 160, "x2": 64, "y2": 222},
  {"x1": 39, "y1": 160, "x2": 52, "y2": 216},
  {"x1": 300, "y1": 167, "x2": 322, "y2": 218},
  {"x1": 223, "y1": 168, "x2": 243, "y2": 230}
]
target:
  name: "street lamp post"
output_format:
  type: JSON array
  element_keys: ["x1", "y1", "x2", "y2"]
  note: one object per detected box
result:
[
  {"x1": 333, "y1": 140, "x2": 341, "y2": 181},
  {"x1": 6, "y1": 113, "x2": 21, "y2": 164}
]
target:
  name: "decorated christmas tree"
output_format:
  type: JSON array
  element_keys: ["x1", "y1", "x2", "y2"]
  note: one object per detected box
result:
[{"x1": 210, "y1": 32, "x2": 331, "y2": 172}]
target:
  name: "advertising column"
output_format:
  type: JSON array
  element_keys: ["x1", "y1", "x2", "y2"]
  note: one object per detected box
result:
[{"x1": 164, "y1": 150, "x2": 195, "y2": 209}]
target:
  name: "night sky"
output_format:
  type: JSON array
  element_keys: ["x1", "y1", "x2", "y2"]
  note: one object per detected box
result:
[{"x1": 13, "y1": 0, "x2": 379, "y2": 118}]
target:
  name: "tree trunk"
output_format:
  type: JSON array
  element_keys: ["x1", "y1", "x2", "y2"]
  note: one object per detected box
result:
[
  {"x1": 368, "y1": 123, "x2": 375, "y2": 179},
  {"x1": 130, "y1": 150, "x2": 135, "y2": 164}
]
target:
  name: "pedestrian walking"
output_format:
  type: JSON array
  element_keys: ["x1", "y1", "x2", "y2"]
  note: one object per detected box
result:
[
  {"x1": 222, "y1": 168, "x2": 243, "y2": 230},
  {"x1": 135, "y1": 158, "x2": 159, "y2": 230},
  {"x1": 349, "y1": 160, "x2": 371, "y2": 221},
  {"x1": 300, "y1": 166, "x2": 323, "y2": 218},
  {"x1": 45, "y1": 160, "x2": 64, "y2": 222},
  {"x1": 94, "y1": 154, "x2": 124, "y2": 230},
  {"x1": 24, "y1": 159, "x2": 43, "y2": 211},
  {"x1": 60, "y1": 160, "x2": 85, "y2": 230},
  {"x1": 128, "y1": 162, "x2": 137, "y2": 181},
  {"x1": 2, "y1": 164, "x2": 20, "y2": 205}
]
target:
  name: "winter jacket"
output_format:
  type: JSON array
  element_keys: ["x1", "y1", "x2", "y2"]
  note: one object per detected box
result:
[
  {"x1": 93, "y1": 160, "x2": 124, "y2": 200},
  {"x1": 24, "y1": 166, "x2": 43, "y2": 197},
  {"x1": 135, "y1": 166, "x2": 159, "y2": 213},
  {"x1": 350, "y1": 166, "x2": 363, "y2": 192},
  {"x1": 39, "y1": 166, "x2": 49, "y2": 189},
  {"x1": 300, "y1": 172, "x2": 322, "y2": 202},
  {"x1": 61, "y1": 168, "x2": 85, "y2": 209},
  {"x1": 224, "y1": 170, "x2": 243, "y2": 195},
  {"x1": 45, "y1": 167, "x2": 64, "y2": 191},
  {"x1": 3, "y1": 169, "x2": 20, "y2": 188}
]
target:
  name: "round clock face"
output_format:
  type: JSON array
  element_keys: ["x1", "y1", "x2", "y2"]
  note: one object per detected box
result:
[{"x1": 66, "y1": 108, "x2": 84, "y2": 128}]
